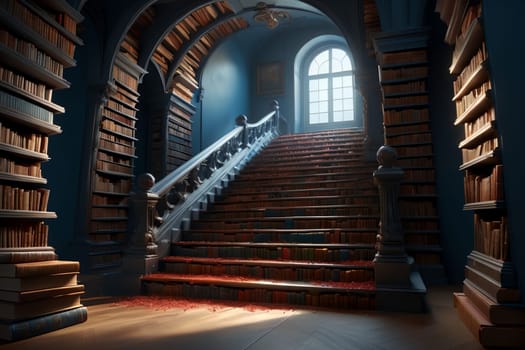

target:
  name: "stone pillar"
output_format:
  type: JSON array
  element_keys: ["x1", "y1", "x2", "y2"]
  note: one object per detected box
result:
[{"x1": 373, "y1": 145, "x2": 411, "y2": 288}]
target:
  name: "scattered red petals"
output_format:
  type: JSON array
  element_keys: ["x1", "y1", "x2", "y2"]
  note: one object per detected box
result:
[{"x1": 114, "y1": 296, "x2": 294, "y2": 312}]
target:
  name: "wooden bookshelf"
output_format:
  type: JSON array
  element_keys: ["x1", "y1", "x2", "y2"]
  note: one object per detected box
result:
[
  {"x1": 149, "y1": 93, "x2": 194, "y2": 179},
  {"x1": 436, "y1": 0, "x2": 525, "y2": 347},
  {"x1": 0, "y1": 0, "x2": 86, "y2": 341},
  {"x1": 376, "y1": 43, "x2": 445, "y2": 283},
  {"x1": 87, "y1": 52, "x2": 146, "y2": 272}
]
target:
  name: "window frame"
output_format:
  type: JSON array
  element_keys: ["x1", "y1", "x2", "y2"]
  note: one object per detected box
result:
[{"x1": 303, "y1": 43, "x2": 358, "y2": 132}]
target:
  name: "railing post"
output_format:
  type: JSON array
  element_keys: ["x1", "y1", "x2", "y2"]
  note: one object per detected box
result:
[
  {"x1": 236, "y1": 114, "x2": 248, "y2": 148},
  {"x1": 272, "y1": 100, "x2": 279, "y2": 132},
  {"x1": 121, "y1": 173, "x2": 160, "y2": 294},
  {"x1": 372, "y1": 145, "x2": 427, "y2": 311},
  {"x1": 373, "y1": 145, "x2": 411, "y2": 287}
]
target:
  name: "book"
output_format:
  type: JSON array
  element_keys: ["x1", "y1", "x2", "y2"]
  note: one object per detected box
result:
[
  {"x1": 0, "y1": 283, "x2": 84, "y2": 303},
  {"x1": 0, "y1": 247, "x2": 56, "y2": 263},
  {"x1": 0, "y1": 272, "x2": 78, "y2": 291},
  {"x1": 0, "y1": 291, "x2": 83, "y2": 321},
  {"x1": 0, "y1": 306, "x2": 87, "y2": 341},
  {"x1": 0, "y1": 259, "x2": 79, "y2": 277}
]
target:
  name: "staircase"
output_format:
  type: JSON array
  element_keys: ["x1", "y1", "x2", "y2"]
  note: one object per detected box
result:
[{"x1": 141, "y1": 128, "x2": 381, "y2": 310}]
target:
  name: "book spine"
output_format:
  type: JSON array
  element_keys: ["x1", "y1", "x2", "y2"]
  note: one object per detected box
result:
[
  {"x1": 0, "y1": 250, "x2": 56, "y2": 263},
  {"x1": 0, "y1": 306, "x2": 87, "y2": 341}
]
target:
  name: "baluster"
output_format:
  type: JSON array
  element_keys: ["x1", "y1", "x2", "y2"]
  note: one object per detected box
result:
[{"x1": 236, "y1": 114, "x2": 248, "y2": 148}]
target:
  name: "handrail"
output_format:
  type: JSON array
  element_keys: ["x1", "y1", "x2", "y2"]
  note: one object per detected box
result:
[
  {"x1": 151, "y1": 109, "x2": 277, "y2": 197},
  {"x1": 126, "y1": 101, "x2": 282, "y2": 265}
]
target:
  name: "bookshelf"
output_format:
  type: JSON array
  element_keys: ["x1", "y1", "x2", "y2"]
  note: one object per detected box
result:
[
  {"x1": 149, "y1": 93, "x2": 194, "y2": 178},
  {"x1": 87, "y1": 52, "x2": 146, "y2": 272},
  {"x1": 375, "y1": 42, "x2": 446, "y2": 283},
  {"x1": 0, "y1": 0, "x2": 86, "y2": 340},
  {"x1": 436, "y1": 0, "x2": 525, "y2": 347}
]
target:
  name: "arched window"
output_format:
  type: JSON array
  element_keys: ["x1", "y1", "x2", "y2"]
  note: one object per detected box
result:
[{"x1": 306, "y1": 47, "x2": 355, "y2": 129}]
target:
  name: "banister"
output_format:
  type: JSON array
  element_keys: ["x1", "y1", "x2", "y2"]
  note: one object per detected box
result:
[
  {"x1": 126, "y1": 101, "x2": 282, "y2": 276},
  {"x1": 150, "y1": 126, "x2": 243, "y2": 197}
]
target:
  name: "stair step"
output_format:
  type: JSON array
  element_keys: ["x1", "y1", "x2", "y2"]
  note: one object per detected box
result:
[
  {"x1": 172, "y1": 241, "x2": 376, "y2": 262},
  {"x1": 247, "y1": 154, "x2": 365, "y2": 167},
  {"x1": 275, "y1": 128, "x2": 364, "y2": 139},
  {"x1": 218, "y1": 188, "x2": 378, "y2": 202},
  {"x1": 162, "y1": 256, "x2": 374, "y2": 282},
  {"x1": 251, "y1": 149, "x2": 358, "y2": 162},
  {"x1": 224, "y1": 181, "x2": 376, "y2": 194},
  {"x1": 233, "y1": 170, "x2": 375, "y2": 184},
  {"x1": 141, "y1": 273, "x2": 376, "y2": 310},
  {"x1": 214, "y1": 195, "x2": 379, "y2": 208},
  {"x1": 200, "y1": 205, "x2": 378, "y2": 220},
  {"x1": 240, "y1": 162, "x2": 372, "y2": 175},
  {"x1": 182, "y1": 228, "x2": 377, "y2": 244},
  {"x1": 189, "y1": 215, "x2": 379, "y2": 230}
]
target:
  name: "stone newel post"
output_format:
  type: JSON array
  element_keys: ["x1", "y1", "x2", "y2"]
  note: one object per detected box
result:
[
  {"x1": 373, "y1": 145, "x2": 411, "y2": 288},
  {"x1": 121, "y1": 173, "x2": 160, "y2": 294}
]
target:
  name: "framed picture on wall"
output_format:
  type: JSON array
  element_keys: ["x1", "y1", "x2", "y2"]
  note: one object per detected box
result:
[{"x1": 257, "y1": 62, "x2": 284, "y2": 95}]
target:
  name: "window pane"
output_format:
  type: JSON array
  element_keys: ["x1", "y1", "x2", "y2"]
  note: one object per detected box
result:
[
  {"x1": 310, "y1": 101, "x2": 319, "y2": 113},
  {"x1": 309, "y1": 50, "x2": 329, "y2": 76},
  {"x1": 333, "y1": 98, "x2": 343, "y2": 111},
  {"x1": 319, "y1": 89, "x2": 328, "y2": 101},
  {"x1": 309, "y1": 91, "x2": 317, "y2": 102},
  {"x1": 318, "y1": 78, "x2": 328, "y2": 90},
  {"x1": 343, "y1": 110, "x2": 354, "y2": 121},
  {"x1": 333, "y1": 77, "x2": 342, "y2": 88},
  {"x1": 342, "y1": 76, "x2": 352, "y2": 87},
  {"x1": 319, "y1": 101, "x2": 328, "y2": 113},
  {"x1": 333, "y1": 111, "x2": 343, "y2": 122},
  {"x1": 343, "y1": 98, "x2": 353, "y2": 110},
  {"x1": 333, "y1": 87, "x2": 342, "y2": 99},
  {"x1": 343, "y1": 87, "x2": 353, "y2": 99},
  {"x1": 309, "y1": 79, "x2": 318, "y2": 91},
  {"x1": 319, "y1": 113, "x2": 329, "y2": 123},
  {"x1": 332, "y1": 48, "x2": 352, "y2": 73}
]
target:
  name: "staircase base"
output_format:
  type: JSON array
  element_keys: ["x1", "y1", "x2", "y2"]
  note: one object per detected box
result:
[{"x1": 375, "y1": 271, "x2": 427, "y2": 313}]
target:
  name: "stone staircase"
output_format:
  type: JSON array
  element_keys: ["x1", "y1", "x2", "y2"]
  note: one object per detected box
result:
[{"x1": 141, "y1": 128, "x2": 381, "y2": 310}]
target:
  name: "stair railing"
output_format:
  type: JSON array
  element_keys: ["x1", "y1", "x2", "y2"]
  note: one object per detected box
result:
[{"x1": 126, "y1": 101, "x2": 282, "y2": 276}]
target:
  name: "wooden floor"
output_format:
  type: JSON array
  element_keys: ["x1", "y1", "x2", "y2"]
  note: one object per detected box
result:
[{"x1": 1, "y1": 285, "x2": 484, "y2": 350}]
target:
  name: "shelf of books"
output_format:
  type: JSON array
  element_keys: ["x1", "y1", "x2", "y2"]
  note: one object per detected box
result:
[
  {"x1": 150, "y1": 93, "x2": 194, "y2": 178},
  {"x1": 0, "y1": 0, "x2": 87, "y2": 341},
  {"x1": 436, "y1": 0, "x2": 525, "y2": 347},
  {"x1": 150, "y1": 2, "x2": 248, "y2": 101},
  {"x1": 377, "y1": 45, "x2": 445, "y2": 283},
  {"x1": 88, "y1": 53, "x2": 146, "y2": 273}
]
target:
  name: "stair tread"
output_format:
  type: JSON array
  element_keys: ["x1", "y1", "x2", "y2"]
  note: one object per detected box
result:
[
  {"x1": 208, "y1": 204, "x2": 374, "y2": 211},
  {"x1": 142, "y1": 273, "x2": 375, "y2": 293},
  {"x1": 163, "y1": 256, "x2": 374, "y2": 269},
  {"x1": 193, "y1": 214, "x2": 379, "y2": 222},
  {"x1": 185, "y1": 228, "x2": 377, "y2": 233},
  {"x1": 174, "y1": 241, "x2": 375, "y2": 248}
]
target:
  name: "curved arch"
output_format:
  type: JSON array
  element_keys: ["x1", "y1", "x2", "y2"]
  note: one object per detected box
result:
[
  {"x1": 137, "y1": 1, "x2": 215, "y2": 70},
  {"x1": 99, "y1": 0, "x2": 157, "y2": 84}
]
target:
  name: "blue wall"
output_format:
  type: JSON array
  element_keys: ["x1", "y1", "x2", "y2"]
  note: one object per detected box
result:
[
  {"x1": 195, "y1": 36, "x2": 251, "y2": 151},
  {"x1": 428, "y1": 14, "x2": 473, "y2": 283},
  {"x1": 246, "y1": 20, "x2": 344, "y2": 131}
]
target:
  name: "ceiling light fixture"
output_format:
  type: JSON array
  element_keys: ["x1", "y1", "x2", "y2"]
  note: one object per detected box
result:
[{"x1": 253, "y1": 2, "x2": 290, "y2": 30}]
